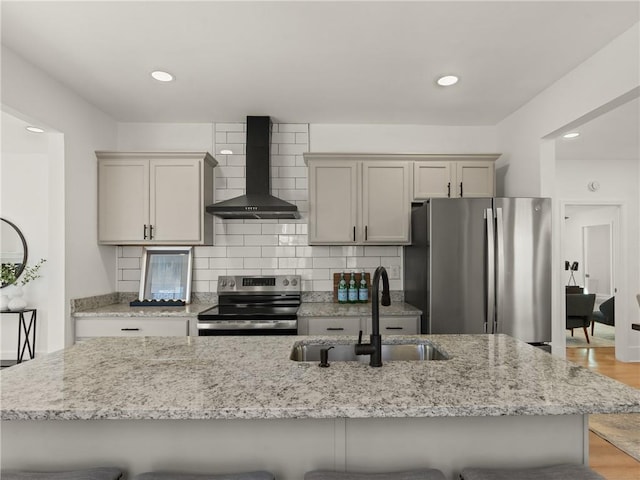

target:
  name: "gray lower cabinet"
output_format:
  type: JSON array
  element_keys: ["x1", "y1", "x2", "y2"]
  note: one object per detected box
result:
[
  {"x1": 300, "y1": 315, "x2": 419, "y2": 336},
  {"x1": 367, "y1": 316, "x2": 420, "y2": 335},
  {"x1": 303, "y1": 316, "x2": 361, "y2": 336},
  {"x1": 75, "y1": 317, "x2": 190, "y2": 342}
]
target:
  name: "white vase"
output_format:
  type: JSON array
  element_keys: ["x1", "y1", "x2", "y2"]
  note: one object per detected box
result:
[
  {"x1": 8, "y1": 285, "x2": 27, "y2": 311},
  {"x1": 0, "y1": 294, "x2": 9, "y2": 311}
]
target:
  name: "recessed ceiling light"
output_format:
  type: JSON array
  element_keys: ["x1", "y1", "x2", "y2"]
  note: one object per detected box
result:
[
  {"x1": 25, "y1": 126, "x2": 45, "y2": 133},
  {"x1": 436, "y1": 75, "x2": 459, "y2": 87},
  {"x1": 563, "y1": 132, "x2": 580, "y2": 139},
  {"x1": 151, "y1": 70, "x2": 174, "y2": 82},
  {"x1": 220, "y1": 149, "x2": 233, "y2": 155}
]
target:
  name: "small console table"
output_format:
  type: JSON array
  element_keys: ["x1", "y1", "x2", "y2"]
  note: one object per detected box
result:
[{"x1": 1, "y1": 309, "x2": 37, "y2": 366}]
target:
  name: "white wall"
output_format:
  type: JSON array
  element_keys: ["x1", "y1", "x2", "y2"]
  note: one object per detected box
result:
[
  {"x1": 0, "y1": 114, "x2": 51, "y2": 359},
  {"x1": 496, "y1": 23, "x2": 640, "y2": 360},
  {"x1": 1, "y1": 46, "x2": 118, "y2": 351}
]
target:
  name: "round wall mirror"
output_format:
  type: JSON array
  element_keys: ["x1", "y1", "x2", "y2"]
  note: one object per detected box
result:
[{"x1": 1, "y1": 218, "x2": 28, "y2": 288}]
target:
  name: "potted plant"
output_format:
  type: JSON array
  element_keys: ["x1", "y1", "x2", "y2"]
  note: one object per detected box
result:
[{"x1": 1, "y1": 259, "x2": 46, "y2": 311}]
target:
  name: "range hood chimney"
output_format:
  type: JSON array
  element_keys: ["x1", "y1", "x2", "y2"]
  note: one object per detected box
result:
[{"x1": 206, "y1": 116, "x2": 300, "y2": 219}]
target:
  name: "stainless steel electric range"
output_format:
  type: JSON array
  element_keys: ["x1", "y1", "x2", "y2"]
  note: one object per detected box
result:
[{"x1": 197, "y1": 275, "x2": 301, "y2": 336}]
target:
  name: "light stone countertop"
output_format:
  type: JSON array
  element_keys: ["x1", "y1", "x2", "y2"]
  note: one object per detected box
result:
[
  {"x1": 72, "y1": 303, "x2": 215, "y2": 317},
  {"x1": 298, "y1": 302, "x2": 421, "y2": 317},
  {"x1": 2, "y1": 334, "x2": 638, "y2": 421},
  {"x1": 71, "y1": 301, "x2": 420, "y2": 318}
]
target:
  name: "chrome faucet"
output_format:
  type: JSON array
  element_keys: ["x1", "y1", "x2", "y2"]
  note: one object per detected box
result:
[{"x1": 355, "y1": 266, "x2": 391, "y2": 367}]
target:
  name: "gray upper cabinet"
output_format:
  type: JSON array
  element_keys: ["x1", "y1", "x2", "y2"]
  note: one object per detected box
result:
[
  {"x1": 97, "y1": 151, "x2": 217, "y2": 245},
  {"x1": 306, "y1": 154, "x2": 411, "y2": 245},
  {"x1": 413, "y1": 155, "x2": 499, "y2": 200}
]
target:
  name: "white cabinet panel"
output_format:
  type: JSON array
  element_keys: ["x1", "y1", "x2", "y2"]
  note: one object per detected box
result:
[
  {"x1": 308, "y1": 161, "x2": 357, "y2": 244},
  {"x1": 413, "y1": 162, "x2": 453, "y2": 199},
  {"x1": 98, "y1": 160, "x2": 149, "y2": 243},
  {"x1": 150, "y1": 159, "x2": 202, "y2": 242},
  {"x1": 362, "y1": 162, "x2": 410, "y2": 243},
  {"x1": 75, "y1": 317, "x2": 189, "y2": 341},
  {"x1": 455, "y1": 161, "x2": 495, "y2": 198},
  {"x1": 306, "y1": 317, "x2": 361, "y2": 336}
]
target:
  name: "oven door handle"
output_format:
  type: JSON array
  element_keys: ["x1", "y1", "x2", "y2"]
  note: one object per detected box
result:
[{"x1": 197, "y1": 320, "x2": 297, "y2": 330}]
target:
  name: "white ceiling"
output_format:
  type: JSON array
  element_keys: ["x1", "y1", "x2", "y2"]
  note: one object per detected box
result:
[
  {"x1": 555, "y1": 97, "x2": 639, "y2": 162},
  {"x1": 2, "y1": 1, "x2": 638, "y2": 126}
]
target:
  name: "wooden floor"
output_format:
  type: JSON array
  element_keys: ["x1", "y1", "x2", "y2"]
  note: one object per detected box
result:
[{"x1": 565, "y1": 346, "x2": 640, "y2": 480}]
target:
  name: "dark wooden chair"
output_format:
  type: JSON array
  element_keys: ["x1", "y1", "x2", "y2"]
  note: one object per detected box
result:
[
  {"x1": 591, "y1": 296, "x2": 614, "y2": 335},
  {"x1": 566, "y1": 293, "x2": 596, "y2": 344}
]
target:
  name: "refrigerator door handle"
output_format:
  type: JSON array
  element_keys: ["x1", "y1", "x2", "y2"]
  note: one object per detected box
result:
[
  {"x1": 485, "y1": 208, "x2": 495, "y2": 334},
  {"x1": 495, "y1": 207, "x2": 505, "y2": 334}
]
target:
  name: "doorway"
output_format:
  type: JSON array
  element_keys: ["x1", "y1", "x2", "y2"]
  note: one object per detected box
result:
[{"x1": 563, "y1": 204, "x2": 619, "y2": 348}]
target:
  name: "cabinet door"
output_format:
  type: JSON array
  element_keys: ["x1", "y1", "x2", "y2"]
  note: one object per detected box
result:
[
  {"x1": 150, "y1": 159, "x2": 202, "y2": 243},
  {"x1": 306, "y1": 317, "x2": 361, "y2": 335},
  {"x1": 308, "y1": 160, "x2": 358, "y2": 244},
  {"x1": 362, "y1": 162, "x2": 410, "y2": 244},
  {"x1": 98, "y1": 160, "x2": 149, "y2": 243},
  {"x1": 363, "y1": 316, "x2": 420, "y2": 335},
  {"x1": 75, "y1": 317, "x2": 189, "y2": 341},
  {"x1": 413, "y1": 161, "x2": 453, "y2": 200},
  {"x1": 456, "y1": 161, "x2": 495, "y2": 198}
]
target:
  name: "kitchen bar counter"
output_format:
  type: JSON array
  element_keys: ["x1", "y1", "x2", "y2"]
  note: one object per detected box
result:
[
  {"x1": 2, "y1": 334, "x2": 638, "y2": 421},
  {"x1": 2, "y1": 334, "x2": 639, "y2": 478}
]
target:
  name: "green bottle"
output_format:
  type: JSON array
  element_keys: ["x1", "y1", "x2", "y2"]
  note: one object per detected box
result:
[
  {"x1": 348, "y1": 271, "x2": 358, "y2": 304},
  {"x1": 337, "y1": 272, "x2": 348, "y2": 304},
  {"x1": 358, "y1": 270, "x2": 368, "y2": 303}
]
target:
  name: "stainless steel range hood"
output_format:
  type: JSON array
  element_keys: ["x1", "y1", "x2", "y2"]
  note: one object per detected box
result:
[{"x1": 206, "y1": 116, "x2": 300, "y2": 220}]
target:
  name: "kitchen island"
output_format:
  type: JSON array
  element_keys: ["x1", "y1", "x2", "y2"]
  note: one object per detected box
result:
[{"x1": 2, "y1": 335, "x2": 639, "y2": 478}]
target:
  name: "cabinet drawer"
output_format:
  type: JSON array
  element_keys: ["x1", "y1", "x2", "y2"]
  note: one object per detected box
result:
[
  {"x1": 75, "y1": 317, "x2": 189, "y2": 339},
  {"x1": 377, "y1": 316, "x2": 419, "y2": 335},
  {"x1": 307, "y1": 317, "x2": 361, "y2": 335}
]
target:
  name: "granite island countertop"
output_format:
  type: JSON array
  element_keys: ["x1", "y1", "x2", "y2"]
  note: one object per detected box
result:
[{"x1": 2, "y1": 334, "x2": 638, "y2": 421}]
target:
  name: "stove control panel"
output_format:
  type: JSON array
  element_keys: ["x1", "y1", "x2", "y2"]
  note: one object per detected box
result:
[{"x1": 217, "y1": 275, "x2": 301, "y2": 293}]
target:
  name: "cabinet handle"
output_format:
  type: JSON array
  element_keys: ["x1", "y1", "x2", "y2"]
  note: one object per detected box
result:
[
  {"x1": 143, "y1": 225, "x2": 148, "y2": 239},
  {"x1": 385, "y1": 326, "x2": 404, "y2": 330},
  {"x1": 460, "y1": 182, "x2": 463, "y2": 197},
  {"x1": 353, "y1": 226, "x2": 356, "y2": 242},
  {"x1": 149, "y1": 225, "x2": 154, "y2": 239},
  {"x1": 447, "y1": 182, "x2": 451, "y2": 198},
  {"x1": 121, "y1": 328, "x2": 140, "y2": 331},
  {"x1": 365, "y1": 225, "x2": 368, "y2": 241},
  {"x1": 326, "y1": 327, "x2": 345, "y2": 331}
]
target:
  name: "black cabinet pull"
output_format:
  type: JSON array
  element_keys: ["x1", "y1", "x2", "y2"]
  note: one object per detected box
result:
[
  {"x1": 143, "y1": 225, "x2": 148, "y2": 239},
  {"x1": 365, "y1": 225, "x2": 368, "y2": 241},
  {"x1": 121, "y1": 328, "x2": 140, "y2": 331},
  {"x1": 447, "y1": 182, "x2": 451, "y2": 198},
  {"x1": 353, "y1": 226, "x2": 356, "y2": 242},
  {"x1": 385, "y1": 326, "x2": 404, "y2": 330},
  {"x1": 460, "y1": 182, "x2": 463, "y2": 197},
  {"x1": 326, "y1": 327, "x2": 345, "y2": 331},
  {"x1": 149, "y1": 225, "x2": 154, "y2": 239}
]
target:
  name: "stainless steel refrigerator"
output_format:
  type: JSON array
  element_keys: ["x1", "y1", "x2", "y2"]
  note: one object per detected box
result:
[{"x1": 404, "y1": 198, "x2": 551, "y2": 347}]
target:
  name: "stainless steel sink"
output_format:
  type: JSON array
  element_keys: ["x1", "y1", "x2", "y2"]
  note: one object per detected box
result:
[{"x1": 290, "y1": 342, "x2": 448, "y2": 362}]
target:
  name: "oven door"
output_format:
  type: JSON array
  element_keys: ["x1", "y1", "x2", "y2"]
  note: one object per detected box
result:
[{"x1": 197, "y1": 319, "x2": 298, "y2": 336}]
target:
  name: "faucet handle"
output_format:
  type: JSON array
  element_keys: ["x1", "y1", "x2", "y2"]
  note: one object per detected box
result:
[
  {"x1": 381, "y1": 291, "x2": 391, "y2": 306},
  {"x1": 357, "y1": 330, "x2": 363, "y2": 345}
]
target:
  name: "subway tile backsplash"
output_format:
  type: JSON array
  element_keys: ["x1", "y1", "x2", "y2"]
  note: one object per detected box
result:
[{"x1": 116, "y1": 122, "x2": 403, "y2": 293}]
